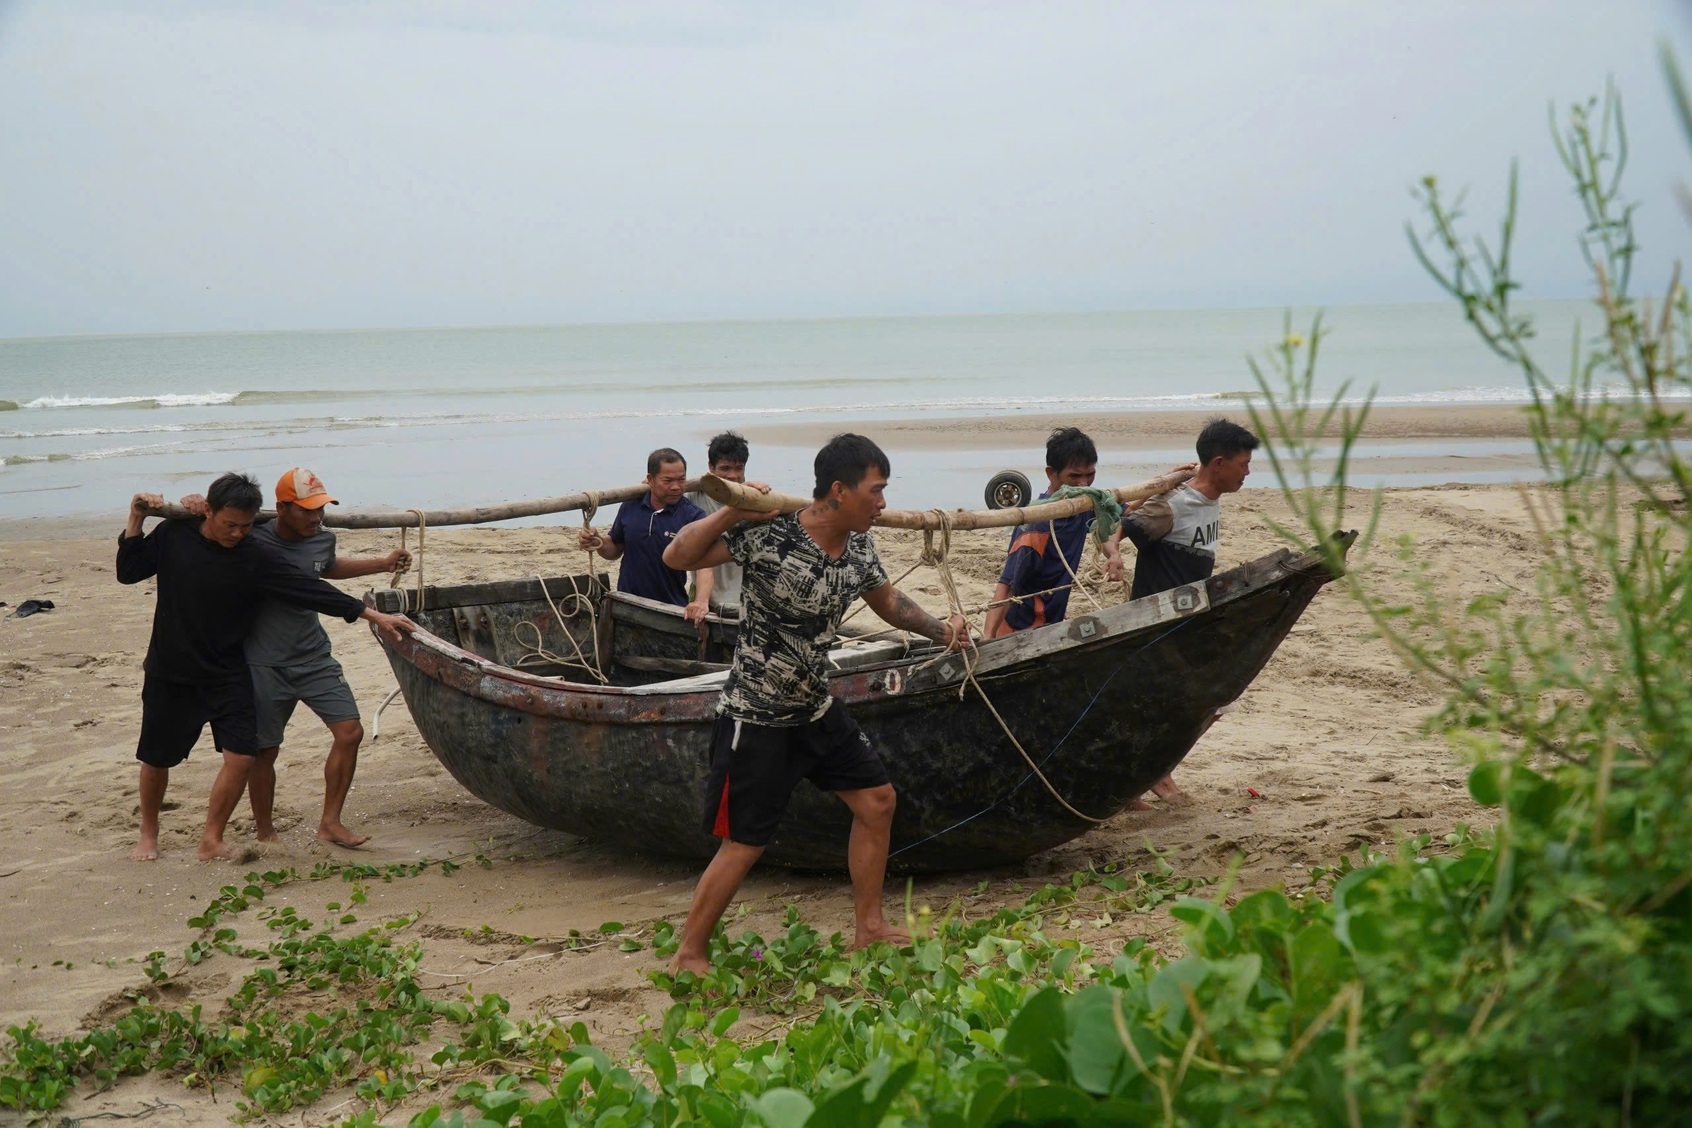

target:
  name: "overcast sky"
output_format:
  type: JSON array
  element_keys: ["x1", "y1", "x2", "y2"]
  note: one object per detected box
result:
[{"x1": 2, "y1": 0, "x2": 1690, "y2": 338}]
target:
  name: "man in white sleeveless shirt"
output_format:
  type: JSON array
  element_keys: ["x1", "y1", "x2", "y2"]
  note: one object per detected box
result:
[{"x1": 1113, "y1": 417, "x2": 1259, "y2": 805}]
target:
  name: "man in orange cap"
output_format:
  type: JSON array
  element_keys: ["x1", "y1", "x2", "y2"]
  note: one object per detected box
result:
[{"x1": 241, "y1": 468, "x2": 411, "y2": 847}]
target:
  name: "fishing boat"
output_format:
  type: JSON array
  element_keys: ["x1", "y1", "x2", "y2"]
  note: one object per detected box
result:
[{"x1": 148, "y1": 474, "x2": 1353, "y2": 871}]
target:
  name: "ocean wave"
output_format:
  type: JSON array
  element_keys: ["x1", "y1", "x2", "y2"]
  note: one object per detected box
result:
[
  {"x1": 21, "y1": 379, "x2": 1681, "y2": 418},
  {"x1": 1, "y1": 452, "x2": 72, "y2": 466},
  {"x1": 13, "y1": 376, "x2": 942, "y2": 412},
  {"x1": 0, "y1": 421, "x2": 257, "y2": 440},
  {"x1": 20, "y1": 392, "x2": 241, "y2": 409},
  {"x1": 1346, "y1": 385, "x2": 1691, "y2": 406}
]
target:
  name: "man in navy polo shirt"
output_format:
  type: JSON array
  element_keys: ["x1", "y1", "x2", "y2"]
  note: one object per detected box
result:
[{"x1": 580, "y1": 447, "x2": 712, "y2": 620}]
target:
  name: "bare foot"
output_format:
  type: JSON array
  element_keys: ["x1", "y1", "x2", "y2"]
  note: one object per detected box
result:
[
  {"x1": 197, "y1": 839, "x2": 241, "y2": 863},
  {"x1": 131, "y1": 837, "x2": 160, "y2": 862},
  {"x1": 851, "y1": 922, "x2": 911, "y2": 951},
  {"x1": 316, "y1": 821, "x2": 370, "y2": 848},
  {"x1": 1149, "y1": 774, "x2": 1192, "y2": 807},
  {"x1": 1127, "y1": 798, "x2": 1156, "y2": 812},
  {"x1": 669, "y1": 952, "x2": 712, "y2": 977},
  {"x1": 255, "y1": 826, "x2": 280, "y2": 843}
]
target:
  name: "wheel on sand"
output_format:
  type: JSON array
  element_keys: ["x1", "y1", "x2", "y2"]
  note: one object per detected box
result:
[{"x1": 984, "y1": 470, "x2": 1033, "y2": 510}]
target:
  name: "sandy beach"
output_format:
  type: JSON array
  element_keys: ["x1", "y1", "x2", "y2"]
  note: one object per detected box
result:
[{"x1": 0, "y1": 407, "x2": 1542, "y2": 1123}]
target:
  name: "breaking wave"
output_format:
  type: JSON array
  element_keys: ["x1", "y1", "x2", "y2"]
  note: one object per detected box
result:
[{"x1": 20, "y1": 392, "x2": 240, "y2": 409}]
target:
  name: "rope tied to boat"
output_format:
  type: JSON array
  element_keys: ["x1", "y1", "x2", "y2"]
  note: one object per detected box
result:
[
  {"x1": 914, "y1": 507, "x2": 1110, "y2": 826},
  {"x1": 843, "y1": 493, "x2": 1122, "y2": 633},
  {"x1": 508, "y1": 492, "x2": 613, "y2": 683},
  {"x1": 580, "y1": 491, "x2": 601, "y2": 586},
  {"x1": 389, "y1": 508, "x2": 428, "y2": 611}
]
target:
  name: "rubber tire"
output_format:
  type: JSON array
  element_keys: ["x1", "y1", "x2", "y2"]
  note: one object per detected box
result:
[{"x1": 984, "y1": 470, "x2": 1033, "y2": 510}]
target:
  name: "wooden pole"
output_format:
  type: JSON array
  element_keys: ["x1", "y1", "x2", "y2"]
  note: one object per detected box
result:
[
  {"x1": 695, "y1": 469, "x2": 1194, "y2": 531},
  {"x1": 137, "y1": 481, "x2": 696, "y2": 529},
  {"x1": 135, "y1": 468, "x2": 1193, "y2": 532}
]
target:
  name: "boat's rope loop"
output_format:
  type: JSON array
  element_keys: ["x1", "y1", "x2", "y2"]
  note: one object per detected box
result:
[
  {"x1": 1047, "y1": 510, "x2": 1107, "y2": 613},
  {"x1": 512, "y1": 574, "x2": 608, "y2": 684},
  {"x1": 915, "y1": 508, "x2": 1109, "y2": 825},
  {"x1": 389, "y1": 508, "x2": 428, "y2": 611},
  {"x1": 511, "y1": 491, "x2": 610, "y2": 683},
  {"x1": 580, "y1": 491, "x2": 601, "y2": 586},
  {"x1": 500, "y1": 491, "x2": 613, "y2": 683}
]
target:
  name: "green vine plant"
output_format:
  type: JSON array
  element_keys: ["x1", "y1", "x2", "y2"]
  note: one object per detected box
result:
[
  {"x1": 1243, "y1": 310, "x2": 1384, "y2": 576},
  {"x1": 1245, "y1": 73, "x2": 1692, "y2": 1122}
]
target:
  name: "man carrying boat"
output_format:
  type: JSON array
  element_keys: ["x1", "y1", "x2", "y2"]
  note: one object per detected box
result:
[
  {"x1": 1111, "y1": 416, "x2": 1260, "y2": 806},
  {"x1": 227, "y1": 468, "x2": 410, "y2": 849},
  {"x1": 118, "y1": 473, "x2": 412, "y2": 862},
  {"x1": 661, "y1": 433, "x2": 970, "y2": 975},
  {"x1": 578, "y1": 447, "x2": 713, "y2": 623},
  {"x1": 983, "y1": 427, "x2": 1126, "y2": 638},
  {"x1": 682, "y1": 431, "x2": 767, "y2": 617}
]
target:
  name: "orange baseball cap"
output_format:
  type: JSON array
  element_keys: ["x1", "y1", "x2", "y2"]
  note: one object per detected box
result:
[{"x1": 276, "y1": 467, "x2": 338, "y2": 509}]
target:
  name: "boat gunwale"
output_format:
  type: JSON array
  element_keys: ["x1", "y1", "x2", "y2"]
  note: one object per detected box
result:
[{"x1": 372, "y1": 542, "x2": 1328, "y2": 722}]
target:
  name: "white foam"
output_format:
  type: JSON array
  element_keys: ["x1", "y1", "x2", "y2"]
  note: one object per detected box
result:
[{"x1": 21, "y1": 392, "x2": 240, "y2": 409}]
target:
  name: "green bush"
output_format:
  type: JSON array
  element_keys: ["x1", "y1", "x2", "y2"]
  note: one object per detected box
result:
[{"x1": 1242, "y1": 77, "x2": 1692, "y2": 1124}]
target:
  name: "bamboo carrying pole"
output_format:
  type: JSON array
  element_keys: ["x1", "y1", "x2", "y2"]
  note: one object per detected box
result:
[
  {"x1": 695, "y1": 468, "x2": 1195, "y2": 531},
  {"x1": 137, "y1": 480, "x2": 703, "y2": 528},
  {"x1": 135, "y1": 468, "x2": 1194, "y2": 531}
]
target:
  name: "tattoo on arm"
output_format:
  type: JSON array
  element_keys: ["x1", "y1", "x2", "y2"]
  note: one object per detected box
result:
[{"x1": 884, "y1": 590, "x2": 946, "y2": 642}]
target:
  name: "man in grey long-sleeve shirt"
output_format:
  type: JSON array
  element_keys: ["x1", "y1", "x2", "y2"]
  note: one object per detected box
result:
[{"x1": 117, "y1": 472, "x2": 411, "y2": 862}]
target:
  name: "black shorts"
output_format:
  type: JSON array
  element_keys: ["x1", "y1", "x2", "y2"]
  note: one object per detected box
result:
[
  {"x1": 136, "y1": 674, "x2": 259, "y2": 768},
  {"x1": 702, "y1": 702, "x2": 891, "y2": 847}
]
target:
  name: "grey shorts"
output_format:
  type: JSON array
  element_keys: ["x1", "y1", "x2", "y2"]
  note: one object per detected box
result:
[{"x1": 252, "y1": 658, "x2": 360, "y2": 749}]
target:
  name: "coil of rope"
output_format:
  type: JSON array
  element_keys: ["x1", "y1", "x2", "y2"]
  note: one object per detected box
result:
[
  {"x1": 508, "y1": 492, "x2": 609, "y2": 683},
  {"x1": 511, "y1": 575, "x2": 607, "y2": 683}
]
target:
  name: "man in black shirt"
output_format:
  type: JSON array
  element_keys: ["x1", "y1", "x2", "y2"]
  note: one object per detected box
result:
[{"x1": 117, "y1": 473, "x2": 412, "y2": 862}]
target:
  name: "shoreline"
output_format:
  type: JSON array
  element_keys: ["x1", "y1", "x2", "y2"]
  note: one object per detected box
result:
[{"x1": 744, "y1": 403, "x2": 1547, "y2": 451}]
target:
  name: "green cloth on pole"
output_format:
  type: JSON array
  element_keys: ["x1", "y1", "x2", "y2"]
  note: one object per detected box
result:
[{"x1": 1043, "y1": 485, "x2": 1124, "y2": 544}]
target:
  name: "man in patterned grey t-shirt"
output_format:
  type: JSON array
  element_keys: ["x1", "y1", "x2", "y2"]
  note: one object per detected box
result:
[{"x1": 662, "y1": 433, "x2": 970, "y2": 977}]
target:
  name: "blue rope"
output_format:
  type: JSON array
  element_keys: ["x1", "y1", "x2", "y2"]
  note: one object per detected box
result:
[{"x1": 888, "y1": 617, "x2": 1195, "y2": 860}]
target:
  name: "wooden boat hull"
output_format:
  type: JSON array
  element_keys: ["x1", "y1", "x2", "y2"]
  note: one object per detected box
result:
[{"x1": 373, "y1": 539, "x2": 1349, "y2": 872}]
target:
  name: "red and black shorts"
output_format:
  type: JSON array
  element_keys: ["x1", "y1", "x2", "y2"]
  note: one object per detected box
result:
[
  {"x1": 136, "y1": 674, "x2": 259, "y2": 768},
  {"x1": 702, "y1": 702, "x2": 890, "y2": 847}
]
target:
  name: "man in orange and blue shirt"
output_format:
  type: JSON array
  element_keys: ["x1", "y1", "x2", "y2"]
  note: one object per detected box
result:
[{"x1": 984, "y1": 427, "x2": 1125, "y2": 639}]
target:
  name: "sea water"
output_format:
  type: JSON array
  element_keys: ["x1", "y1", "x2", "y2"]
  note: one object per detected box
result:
[{"x1": 0, "y1": 301, "x2": 1646, "y2": 521}]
